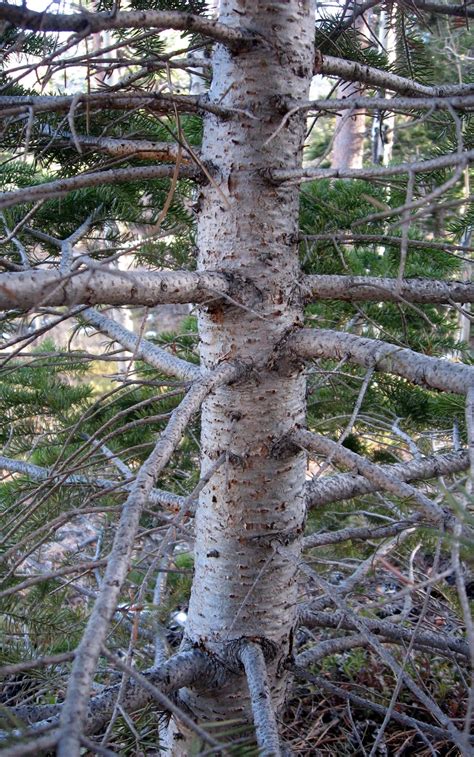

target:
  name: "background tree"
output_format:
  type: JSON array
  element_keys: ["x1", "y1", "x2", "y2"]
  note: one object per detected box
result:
[{"x1": 0, "y1": 1, "x2": 474, "y2": 755}]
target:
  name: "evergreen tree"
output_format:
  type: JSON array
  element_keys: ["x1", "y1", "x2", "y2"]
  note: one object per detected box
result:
[{"x1": 0, "y1": 1, "x2": 473, "y2": 754}]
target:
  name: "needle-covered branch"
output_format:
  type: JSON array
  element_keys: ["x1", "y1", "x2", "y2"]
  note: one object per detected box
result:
[
  {"x1": 289, "y1": 329, "x2": 474, "y2": 395},
  {"x1": 303, "y1": 275, "x2": 474, "y2": 304},
  {"x1": 239, "y1": 642, "x2": 282, "y2": 757},
  {"x1": 0, "y1": 3, "x2": 254, "y2": 49},
  {"x1": 291, "y1": 429, "x2": 443, "y2": 521},
  {"x1": 305, "y1": 449, "x2": 468, "y2": 509},
  {"x1": 82, "y1": 307, "x2": 200, "y2": 382},
  {"x1": 56, "y1": 361, "x2": 238, "y2": 757},
  {"x1": 0, "y1": 269, "x2": 229, "y2": 311},
  {"x1": 0, "y1": 164, "x2": 200, "y2": 210},
  {"x1": 270, "y1": 147, "x2": 474, "y2": 183}
]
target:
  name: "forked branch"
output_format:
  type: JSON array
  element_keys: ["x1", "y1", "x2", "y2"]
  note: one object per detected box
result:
[{"x1": 305, "y1": 449, "x2": 468, "y2": 509}]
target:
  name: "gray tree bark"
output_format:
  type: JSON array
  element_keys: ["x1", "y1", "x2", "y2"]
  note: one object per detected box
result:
[{"x1": 167, "y1": 1, "x2": 314, "y2": 751}]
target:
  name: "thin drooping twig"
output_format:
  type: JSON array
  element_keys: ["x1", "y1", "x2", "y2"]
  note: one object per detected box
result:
[
  {"x1": 289, "y1": 328, "x2": 474, "y2": 395},
  {"x1": 56, "y1": 362, "x2": 238, "y2": 757},
  {"x1": 239, "y1": 642, "x2": 282, "y2": 757}
]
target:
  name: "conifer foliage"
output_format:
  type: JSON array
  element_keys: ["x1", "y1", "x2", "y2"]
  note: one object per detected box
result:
[{"x1": 0, "y1": 1, "x2": 474, "y2": 754}]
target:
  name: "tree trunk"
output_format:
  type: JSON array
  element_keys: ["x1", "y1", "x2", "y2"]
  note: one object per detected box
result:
[{"x1": 168, "y1": 1, "x2": 314, "y2": 751}]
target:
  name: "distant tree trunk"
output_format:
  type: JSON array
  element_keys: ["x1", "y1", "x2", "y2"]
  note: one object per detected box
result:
[
  {"x1": 167, "y1": 1, "x2": 314, "y2": 752},
  {"x1": 331, "y1": 2, "x2": 371, "y2": 169},
  {"x1": 371, "y1": 8, "x2": 396, "y2": 165}
]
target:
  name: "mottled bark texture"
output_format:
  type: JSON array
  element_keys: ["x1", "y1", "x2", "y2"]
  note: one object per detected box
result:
[{"x1": 171, "y1": 1, "x2": 315, "y2": 750}]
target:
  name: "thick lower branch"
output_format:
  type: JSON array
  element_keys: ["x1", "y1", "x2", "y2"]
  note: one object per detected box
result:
[
  {"x1": 240, "y1": 642, "x2": 281, "y2": 757},
  {"x1": 289, "y1": 328, "x2": 474, "y2": 395}
]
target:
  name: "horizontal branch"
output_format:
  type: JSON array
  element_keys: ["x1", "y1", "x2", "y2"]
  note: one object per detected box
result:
[
  {"x1": 0, "y1": 268, "x2": 229, "y2": 311},
  {"x1": 319, "y1": 54, "x2": 474, "y2": 97},
  {"x1": 0, "y1": 3, "x2": 253, "y2": 49},
  {"x1": 412, "y1": 1, "x2": 474, "y2": 18},
  {"x1": 7, "y1": 649, "x2": 211, "y2": 734},
  {"x1": 0, "y1": 92, "x2": 234, "y2": 120},
  {"x1": 297, "y1": 608, "x2": 470, "y2": 660},
  {"x1": 303, "y1": 275, "x2": 474, "y2": 304},
  {"x1": 305, "y1": 449, "x2": 468, "y2": 509},
  {"x1": 0, "y1": 453, "x2": 186, "y2": 511},
  {"x1": 0, "y1": 164, "x2": 200, "y2": 210},
  {"x1": 292, "y1": 429, "x2": 443, "y2": 520},
  {"x1": 302, "y1": 516, "x2": 420, "y2": 549},
  {"x1": 270, "y1": 147, "x2": 474, "y2": 183},
  {"x1": 286, "y1": 93, "x2": 474, "y2": 115},
  {"x1": 52, "y1": 135, "x2": 195, "y2": 162},
  {"x1": 289, "y1": 328, "x2": 474, "y2": 395},
  {"x1": 82, "y1": 307, "x2": 200, "y2": 382}
]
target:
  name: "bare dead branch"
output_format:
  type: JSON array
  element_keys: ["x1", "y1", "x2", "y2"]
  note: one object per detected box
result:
[
  {"x1": 303, "y1": 275, "x2": 474, "y2": 304},
  {"x1": 297, "y1": 607, "x2": 470, "y2": 660}
]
